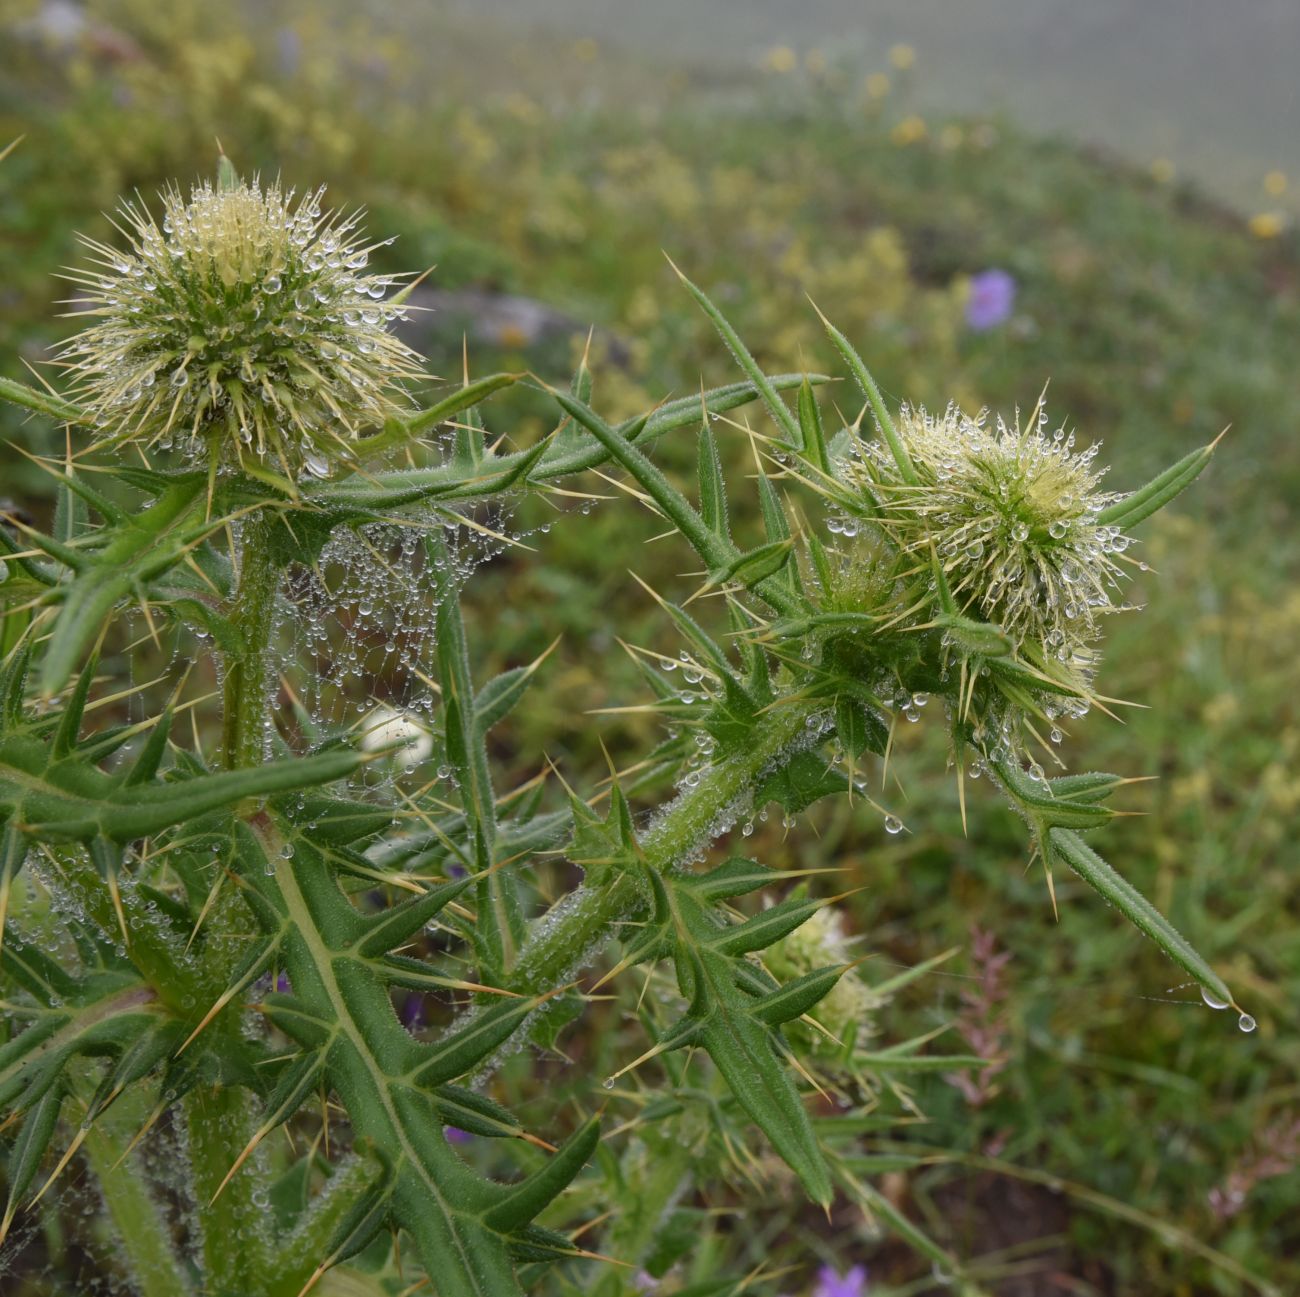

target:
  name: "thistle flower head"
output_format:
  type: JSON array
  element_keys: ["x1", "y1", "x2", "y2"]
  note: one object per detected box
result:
[
  {"x1": 859, "y1": 400, "x2": 1134, "y2": 660},
  {"x1": 767, "y1": 907, "x2": 879, "y2": 1053},
  {"x1": 59, "y1": 171, "x2": 423, "y2": 479}
]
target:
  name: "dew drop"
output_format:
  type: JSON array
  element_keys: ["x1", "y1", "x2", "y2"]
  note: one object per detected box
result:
[
  {"x1": 884, "y1": 814, "x2": 903, "y2": 835},
  {"x1": 1199, "y1": 986, "x2": 1229, "y2": 1011},
  {"x1": 1238, "y1": 1013, "x2": 1256, "y2": 1033}
]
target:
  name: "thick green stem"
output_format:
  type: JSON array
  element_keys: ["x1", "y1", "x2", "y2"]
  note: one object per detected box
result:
[
  {"x1": 510, "y1": 694, "x2": 818, "y2": 997},
  {"x1": 221, "y1": 512, "x2": 286, "y2": 771},
  {"x1": 181, "y1": 507, "x2": 287, "y2": 1293},
  {"x1": 81, "y1": 1087, "x2": 194, "y2": 1297},
  {"x1": 184, "y1": 1082, "x2": 269, "y2": 1296}
]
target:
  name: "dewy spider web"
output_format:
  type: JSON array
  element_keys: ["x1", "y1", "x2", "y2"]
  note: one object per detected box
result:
[{"x1": 268, "y1": 490, "x2": 538, "y2": 771}]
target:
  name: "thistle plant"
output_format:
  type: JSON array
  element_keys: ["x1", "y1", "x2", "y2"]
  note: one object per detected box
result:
[{"x1": 0, "y1": 162, "x2": 1255, "y2": 1297}]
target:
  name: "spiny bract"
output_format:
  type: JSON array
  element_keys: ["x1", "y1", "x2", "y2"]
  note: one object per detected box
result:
[
  {"x1": 59, "y1": 169, "x2": 424, "y2": 478},
  {"x1": 857, "y1": 400, "x2": 1136, "y2": 660}
]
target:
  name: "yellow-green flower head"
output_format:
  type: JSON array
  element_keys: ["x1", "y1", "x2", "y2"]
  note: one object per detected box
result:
[
  {"x1": 60, "y1": 173, "x2": 424, "y2": 479},
  {"x1": 860, "y1": 401, "x2": 1135, "y2": 659}
]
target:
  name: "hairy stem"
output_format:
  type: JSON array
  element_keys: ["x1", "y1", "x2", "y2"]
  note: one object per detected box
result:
[
  {"x1": 510, "y1": 694, "x2": 819, "y2": 997},
  {"x1": 221, "y1": 511, "x2": 285, "y2": 771},
  {"x1": 180, "y1": 506, "x2": 288, "y2": 1292},
  {"x1": 185, "y1": 1082, "x2": 268, "y2": 1296}
]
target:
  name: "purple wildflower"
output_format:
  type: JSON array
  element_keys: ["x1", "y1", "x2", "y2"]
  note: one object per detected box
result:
[
  {"x1": 444, "y1": 1126, "x2": 473, "y2": 1144},
  {"x1": 965, "y1": 268, "x2": 1016, "y2": 331},
  {"x1": 399, "y1": 991, "x2": 426, "y2": 1029},
  {"x1": 813, "y1": 1264, "x2": 869, "y2": 1297}
]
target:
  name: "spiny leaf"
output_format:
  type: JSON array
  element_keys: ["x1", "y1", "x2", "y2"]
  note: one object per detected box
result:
[
  {"x1": 5, "y1": 745, "x2": 365, "y2": 843},
  {"x1": 120, "y1": 706, "x2": 174, "y2": 787},
  {"x1": 705, "y1": 893, "x2": 825, "y2": 958},
  {"x1": 1098, "y1": 440, "x2": 1218, "y2": 529},
  {"x1": 432, "y1": 1084, "x2": 525, "y2": 1140},
  {"x1": 39, "y1": 479, "x2": 207, "y2": 697},
  {"x1": 709, "y1": 539, "x2": 794, "y2": 590},
  {"x1": 995, "y1": 760, "x2": 1115, "y2": 831},
  {"x1": 797, "y1": 377, "x2": 832, "y2": 475},
  {"x1": 1046, "y1": 771, "x2": 1128, "y2": 804},
  {"x1": 0, "y1": 1085, "x2": 64, "y2": 1242},
  {"x1": 697, "y1": 420, "x2": 729, "y2": 537},
  {"x1": 752, "y1": 963, "x2": 846, "y2": 1027},
  {"x1": 680, "y1": 857, "x2": 780, "y2": 901},
  {"x1": 1050, "y1": 828, "x2": 1234, "y2": 1009},
  {"x1": 0, "y1": 374, "x2": 88, "y2": 425},
  {"x1": 259, "y1": 993, "x2": 334, "y2": 1049},
  {"x1": 404, "y1": 372, "x2": 522, "y2": 437},
  {"x1": 835, "y1": 696, "x2": 889, "y2": 760},
  {"x1": 482, "y1": 1115, "x2": 601, "y2": 1232},
  {"x1": 51, "y1": 656, "x2": 98, "y2": 759},
  {"x1": 412, "y1": 995, "x2": 544, "y2": 1087},
  {"x1": 697, "y1": 996, "x2": 832, "y2": 1205},
  {"x1": 817, "y1": 310, "x2": 918, "y2": 485},
  {"x1": 670, "y1": 263, "x2": 802, "y2": 447},
  {"x1": 753, "y1": 747, "x2": 848, "y2": 816},
  {"x1": 354, "y1": 876, "x2": 472, "y2": 958}
]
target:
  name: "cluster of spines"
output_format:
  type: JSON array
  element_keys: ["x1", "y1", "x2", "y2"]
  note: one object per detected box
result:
[{"x1": 58, "y1": 172, "x2": 424, "y2": 479}]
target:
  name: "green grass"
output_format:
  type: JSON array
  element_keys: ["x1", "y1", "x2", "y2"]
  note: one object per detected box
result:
[{"x1": 1, "y1": 4, "x2": 1297, "y2": 1292}]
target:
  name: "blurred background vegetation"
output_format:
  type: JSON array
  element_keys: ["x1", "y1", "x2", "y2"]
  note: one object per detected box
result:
[{"x1": 0, "y1": 1, "x2": 1296, "y2": 1293}]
